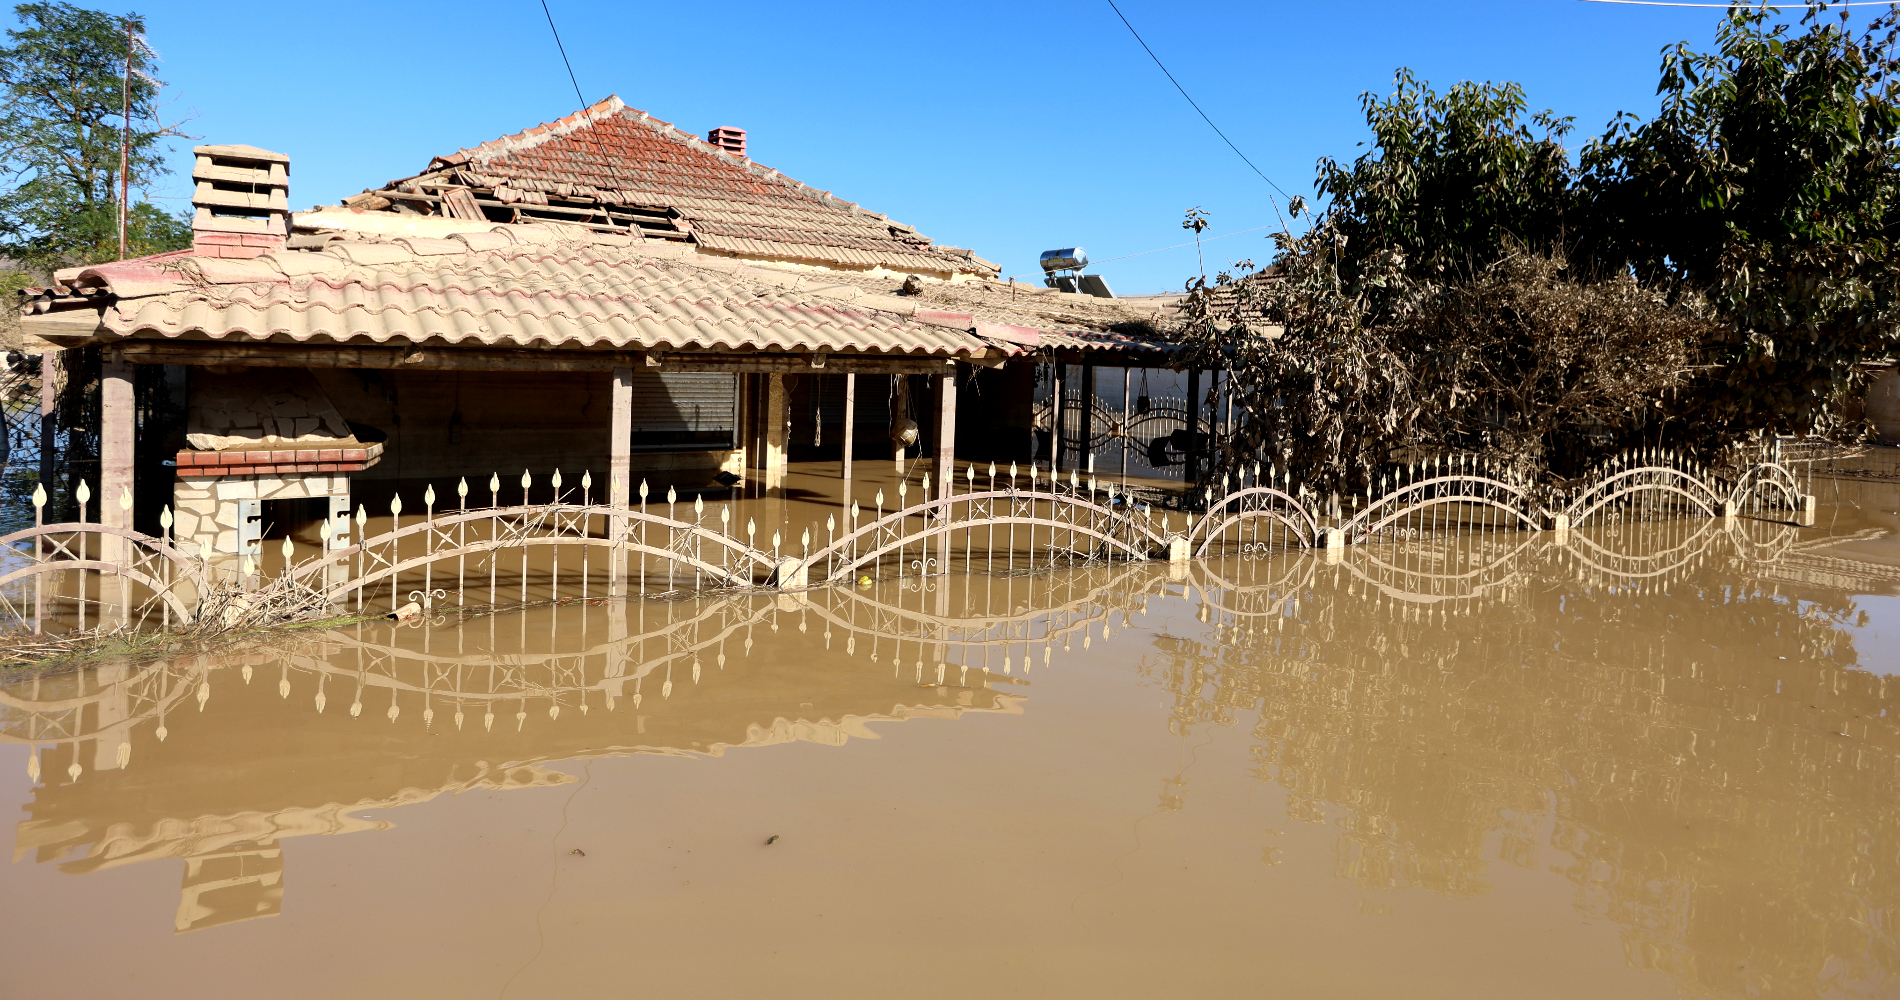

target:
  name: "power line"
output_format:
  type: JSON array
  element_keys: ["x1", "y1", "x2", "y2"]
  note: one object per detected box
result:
[
  {"x1": 1104, "y1": 0, "x2": 1292, "y2": 199},
  {"x1": 1004, "y1": 224, "x2": 1277, "y2": 281},
  {"x1": 538, "y1": 0, "x2": 587, "y2": 107}
]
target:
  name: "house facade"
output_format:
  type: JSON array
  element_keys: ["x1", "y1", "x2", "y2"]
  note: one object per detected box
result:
[{"x1": 20, "y1": 99, "x2": 1179, "y2": 567}]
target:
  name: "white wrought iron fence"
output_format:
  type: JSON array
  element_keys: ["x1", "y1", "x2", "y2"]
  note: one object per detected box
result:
[{"x1": 0, "y1": 453, "x2": 1824, "y2": 635}]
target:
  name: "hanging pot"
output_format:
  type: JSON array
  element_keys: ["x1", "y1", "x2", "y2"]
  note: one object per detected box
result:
[{"x1": 1136, "y1": 395, "x2": 1151, "y2": 415}]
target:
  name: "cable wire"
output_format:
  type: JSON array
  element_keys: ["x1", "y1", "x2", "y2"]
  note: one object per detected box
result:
[
  {"x1": 539, "y1": 0, "x2": 587, "y2": 107},
  {"x1": 1104, "y1": 0, "x2": 1291, "y2": 199}
]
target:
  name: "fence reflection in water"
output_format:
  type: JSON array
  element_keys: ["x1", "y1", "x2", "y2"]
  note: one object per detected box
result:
[{"x1": 1, "y1": 513, "x2": 1836, "y2": 770}]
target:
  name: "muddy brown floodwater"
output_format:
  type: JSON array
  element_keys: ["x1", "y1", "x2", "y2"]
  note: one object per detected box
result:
[{"x1": 6, "y1": 467, "x2": 1900, "y2": 999}]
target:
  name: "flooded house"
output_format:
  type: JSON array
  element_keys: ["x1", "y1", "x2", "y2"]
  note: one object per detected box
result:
[{"x1": 18, "y1": 98, "x2": 1177, "y2": 566}]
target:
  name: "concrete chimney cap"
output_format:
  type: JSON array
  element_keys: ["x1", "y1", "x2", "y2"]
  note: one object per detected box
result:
[{"x1": 194, "y1": 143, "x2": 290, "y2": 164}]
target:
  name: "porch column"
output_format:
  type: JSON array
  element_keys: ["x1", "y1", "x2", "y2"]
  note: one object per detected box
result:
[
  {"x1": 935, "y1": 369, "x2": 956, "y2": 574},
  {"x1": 1081, "y1": 362, "x2": 1095, "y2": 475},
  {"x1": 608, "y1": 366, "x2": 632, "y2": 595},
  {"x1": 1120, "y1": 367, "x2": 1131, "y2": 482},
  {"x1": 39, "y1": 349, "x2": 56, "y2": 487},
  {"x1": 1184, "y1": 366, "x2": 1201, "y2": 486},
  {"x1": 764, "y1": 373, "x2": 788, "y2": 491},
  {"x1": 100, "y1": 354, "x2": 135, "y2": 623},
  {"x1": 1051, "y1": 363, "x2": 1064, "y2": 471},
  {"x1": 892, "y1": 374, "x2": 908, "y2": 473},
  {"x1": 841, "y1": 373, "x2": 855, "y2": 522}
]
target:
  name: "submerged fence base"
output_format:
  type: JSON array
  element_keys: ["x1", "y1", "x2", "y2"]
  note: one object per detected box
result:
[{"x1": 1, "y1": 455, "x2": 1820, "y2": 633}]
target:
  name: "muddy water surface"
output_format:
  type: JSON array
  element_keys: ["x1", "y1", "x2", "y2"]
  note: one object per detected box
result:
[{"x1": 6, "y1": 487, "x2": 1900, "y2": 999}]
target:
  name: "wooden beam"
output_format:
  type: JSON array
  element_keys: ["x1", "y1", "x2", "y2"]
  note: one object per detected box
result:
[{"x1": 110, "y1": 341, "x2": 975, "y2": 374}]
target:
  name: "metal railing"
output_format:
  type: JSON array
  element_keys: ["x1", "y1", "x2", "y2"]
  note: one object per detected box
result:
[{"x1": 1, "y1": 455, "x2": 1820, "y2": 634}]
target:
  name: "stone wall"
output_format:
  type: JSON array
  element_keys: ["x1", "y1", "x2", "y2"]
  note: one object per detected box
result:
[
  {"x1": 186, "y1": 367, "x2": 356, "y2": 450},
  {"x1": 173, "y1": 471, "x2": 350, "y2": 563}
]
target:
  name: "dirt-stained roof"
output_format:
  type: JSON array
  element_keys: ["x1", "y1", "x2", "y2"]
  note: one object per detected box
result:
[
  {"x1": 356, "y1": 96, "x2": 999, "y2": 279},
  {"x1": 22, "y1": 224, "x2": 1173, "y2": 361}
]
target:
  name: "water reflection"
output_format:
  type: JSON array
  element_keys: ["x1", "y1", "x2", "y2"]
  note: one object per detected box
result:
[
  {"x1": 1153, "y1": 523, "x2": 1900, "y2": 999},
  {"x1": 6, "y1": 515, "x2": 1900, "y2": 997}
]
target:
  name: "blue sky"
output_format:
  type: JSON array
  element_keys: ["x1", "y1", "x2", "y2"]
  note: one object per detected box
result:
[{"x1": 95, "y1": 1, "x2": 1856, "y2": 293}]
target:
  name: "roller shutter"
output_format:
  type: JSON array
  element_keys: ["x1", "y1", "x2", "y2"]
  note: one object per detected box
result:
[{"x1": 628, "y1": 372, "x2": 738, "y2": 451}]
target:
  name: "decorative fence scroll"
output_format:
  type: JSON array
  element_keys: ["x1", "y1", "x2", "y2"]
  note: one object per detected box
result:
[
  {"x1": 0, "y1": 483, "x2": 206, "y2": 632},
  {"x1": 1, "y1": 452, "x2": 1825, "y2": 635}
]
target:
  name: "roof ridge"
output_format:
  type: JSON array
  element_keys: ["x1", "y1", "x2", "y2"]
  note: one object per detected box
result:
[{"x1": 451, "y1": 95, "x2": 630, "y2": 163}]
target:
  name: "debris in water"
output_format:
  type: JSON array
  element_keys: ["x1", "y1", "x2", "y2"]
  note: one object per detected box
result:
[
  {"x1": 570, "y1": 848, "x2": 586, "y2": 856},
  {"x1": 765, "y1": 835, "x2": 779, "y2": 845},
  {"x1": 388, "y1": 601, "x2": 423, "y2": 622}
]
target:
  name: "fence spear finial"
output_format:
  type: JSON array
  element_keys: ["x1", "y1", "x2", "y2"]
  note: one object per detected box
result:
[{"x1": 32, "y1": 483, "x2": 45, "y2": 508}]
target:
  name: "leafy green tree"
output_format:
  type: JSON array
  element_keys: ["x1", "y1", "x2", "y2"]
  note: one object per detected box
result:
[
  {"x1": 1316, "y1": 71, "x2": 1575, "y2": 282},
  {"x1": 0, "y1": 2, "x2": 189, "y2": 274},
  {"x1": 1579, "y1": 7, "x2": 1900, "y2": 440},
  {"x1": 1184, "y1": 8, "x2": 1900, "y2": 492}
]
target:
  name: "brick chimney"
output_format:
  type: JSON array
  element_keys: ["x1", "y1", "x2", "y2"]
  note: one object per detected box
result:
[
  {"x1": 191, "y1": 144, "x2": 289, "y2": 258},
  {"x1": 706, "y1": 126, "x2": 746, "y2": 158}
]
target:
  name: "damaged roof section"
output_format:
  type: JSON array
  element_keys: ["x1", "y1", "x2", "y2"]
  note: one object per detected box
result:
[
  {"x1": 22, "y1": 223, "x2": 1169, "y2": 363},
  {"x1": 349, "y1": 96, "x2": 999, "y2": 279}
]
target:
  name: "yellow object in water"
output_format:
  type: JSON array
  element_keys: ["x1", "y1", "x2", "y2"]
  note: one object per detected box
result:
[{"x1": 858, "y1": 576, "x2": 874, "y2": 587}]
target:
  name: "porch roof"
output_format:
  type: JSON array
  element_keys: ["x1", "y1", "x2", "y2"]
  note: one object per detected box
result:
[
  {"x1": 25, "y1": 225, "x2": 1001, "y2": 358},
  {"x1": 23, "y1": 223, "x2": 1179, "y2": 365}
]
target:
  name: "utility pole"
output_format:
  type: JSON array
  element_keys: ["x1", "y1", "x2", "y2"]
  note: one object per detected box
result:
[{"x1": 118, "y1": 18, "x2": 131, "y2": 261}]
